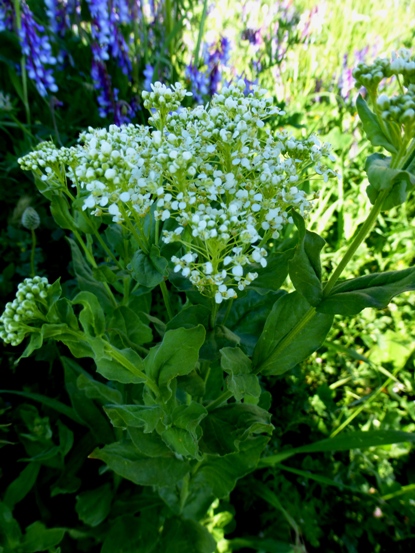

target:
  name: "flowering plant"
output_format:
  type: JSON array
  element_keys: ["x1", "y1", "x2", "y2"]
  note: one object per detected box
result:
[{"x1": 3, "y1": 52, "x2": 415, "y2": 550}]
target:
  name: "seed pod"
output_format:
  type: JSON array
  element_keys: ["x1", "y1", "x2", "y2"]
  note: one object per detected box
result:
[{"x1": 21, "y1": 207, "x2": 40, "y2": 230}]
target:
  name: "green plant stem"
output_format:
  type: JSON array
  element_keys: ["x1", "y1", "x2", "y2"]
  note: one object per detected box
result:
[
  {"x1": 210, "y1": 301, "x2": 219, "y2": 329},
  {"x1": 159, "y1": 280, "x2": 174, "y2": 320},
  {"x1": 30, "y1": 229, "x2": 36, "y2": 277},
  {"x1": 72, "y1": 229, "x2": 117, "y2": 307},
  {"x1": 193, "y1": 0, "x2": 208, "y2": 66},
  {"x1": 206, "y1": 390, "x2": 232, "y2": 411},
  {"x1": 323, "y1": 189, "x2": 388, "y2": 298},
  {"x1": 222, "y1": 298, "x2": 234, "y2": 326},
  {"x1": 105, "y1": 343, "x2": 159, "y2": 396}
]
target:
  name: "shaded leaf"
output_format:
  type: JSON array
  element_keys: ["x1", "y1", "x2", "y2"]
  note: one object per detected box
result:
[
  {"x1": 90, "y1": 441, "x2": 190, "y2": 487},
  {"x1": 253, "y1": 292, "x2": 333, "y2": 376},
  {"x1": 130, "y1": 245, "x2": 168, "y2": 288},
  {"x1": 318, "y1": 267, "x2": 415, "y2": 315},
  {"x1": 220, "y1": 347, "x2": 260, "y2": 401},
  {"x1": 159, "y1": 517, "x2": 216, "y2": 553},
  {"x1": 288, "y1": 211, "x2": 325, "y2": 306},
  {"x1": 76, "y1": 484, "x2": 113, "y2": 527}
]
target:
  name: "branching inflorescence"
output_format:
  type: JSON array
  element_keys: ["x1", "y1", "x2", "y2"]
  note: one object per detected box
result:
[{"x1": 19, "y1": 80, "x2": 336, "y2": 303}]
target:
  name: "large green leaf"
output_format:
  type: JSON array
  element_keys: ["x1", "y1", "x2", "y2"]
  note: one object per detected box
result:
[
  {"x1": 72, "y1": 291, "x2": 106, "y2": 337},
  {"x1": 220, "y1": 347, "x2": 261, "y2": 401},
  {"x1": 130, "y1": 245, "x2": 168, "y2": 288},
  {"x1": 158, "y1": 517, "x2": 216, "y2": 553},
  {"x1": 318, "y1": 267, "x2": 415, "y2": 315},
  {"x1": 108, "y1": 305, "x2": 153, "y2": 347},
  {"x1": 90, "y1": 441, "x2": 190, "y2": 487},
  {"x1": 3, "y1": 463, "x2": 40, "y2": 508},
  {"x1": 356, "y1": 95, "x2": 397, "y2": 154},
  {"x1": 161, "y1": 402, "x2": 207, "y2": 458},
  {"x1": 20, "y1": 522, "x2": 65, "y2": 553},
  {"x1": 259, "y1": 430, "x2": 415, "y2": 467},
  {"x1": 200, "y1": 404, "x2": 272, "y2": 455},
  {"x1": 75, "y1": 484, "x2": 113, "y2": 527},
  {"x1": 250, "y1": 248, "x2": 295, "y2": 293},
  {"x1": 192, "y1": 436, "x2": 269, "y2": 498},
  {"x1": 252, "y1": 292, "x2": 333, "y2": 376},
  {"x1": 76, "y1": 373, "x2": 122, "y2": 404},
  {"x1": 365, "y1": 153, "x2": 415, "y2": 209},
  {"x1": 50, "y1": 194, "x2": 76, "y2": 231},
  {"x1": 95, "y1": 347, "x2": 146, "y2": 384},
  {"x1": 144, "y1": 326, "x2": 205, "y2": 392},
  {"x1": 128, "y1": 427, "x2": 173, "y2": 457},
  {"x1": 288, "y1": 211, "x2": 325, "y2": 306},
  {"x1": 166, "y1": 304, "x2": 210, "y2": 330},
  {"x1": 104, "y1": 405, "x2": 163, "y2": 432},
  {"x1": 101, "y1": 513, "x2": 159, "y2": 553}
]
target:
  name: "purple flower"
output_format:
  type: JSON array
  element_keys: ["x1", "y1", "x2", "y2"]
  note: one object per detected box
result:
[
  {"x1": 338, "y1": 54, "x2": 355, "y2": 100},
  {"x1": 143, "y1": 63, "x2": 154, "y2": 91},
  {"x1": 18, "y1": 1, "x2": 58, "y2": 97},
  {"x1": 0, "y1": 0, "x2": 14, "y2": 32},
  {"x1": 185, "y1": 64, "x2": 209, "y2": 103}
]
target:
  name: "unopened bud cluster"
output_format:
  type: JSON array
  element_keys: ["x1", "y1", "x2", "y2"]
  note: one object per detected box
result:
[
  {"x1": 354, "y1": 49, "x2": 415, "y2": 129},
  {"x1": 18, "y1": 81, "x2": 336, "y2": 303},
  {"x1": 0, "y1": 277, "x2": 50, "y2": 346}
]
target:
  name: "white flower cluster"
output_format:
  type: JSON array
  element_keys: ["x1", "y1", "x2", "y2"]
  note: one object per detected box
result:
[
  {"x1": 18, "y1": 141, "x2": 78, "y2": 187},
  {"x1": 0, "y1": 277, "x2": 50, "y2": 346},
  {"x1": 18, "y1": 80, "x2": 336, "y2": 303}
]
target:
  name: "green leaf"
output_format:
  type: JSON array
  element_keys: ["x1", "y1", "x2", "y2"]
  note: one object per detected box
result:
[
  {"x1": 96, "y1": 347, "x2": 145, "y2": 384},
  {"x1": 46, "y1": 298, "x2": 79, "y2": 329},
  {"x1": 192, "y1": 436, "x2": 269, "y2": 498},
  {"x1": 101, "y1": 512, "x2": 160, "y2": 553},
  {"x1": 0, "y1": 501, "x2": 22, "y2": 550},
  {"x1": 72, "y1": 291, "x2": 106, "y2": 337},
  {"x1": 288, "y1": 211, "x2": 325, "y2": 306},
  {"x1": 90, "y1": 441, "x2": 190, "y2": 487},
  {"x1": 356, "y1": 95, "x2": 397, "y2": 154},
  {"x1": 250, "y1": 248, "x2": 295, "y2": 293},
  {"x1": 228, "y1": 537, "x2": 296, "y2": 553},
  {"x1": 4, "y1": 463, "x2": 40, "y2": 508},
  {"x1": 108, "y1": 306, "x2": 153, "y2": 347},
  {"x1": 104, "y1": 405, "x2": 163, "y2": 432},
  {"x1": 318, "y1": 267, "x2": 415, "y2": 315},
  {"x1": 161, "y1": 402, "x2": 207, "y2": 458},
  {"x1": 76, "y1": 484, "x2": 113, "y2": 527},
  {"x1": 166, "y1": 304, "x2": 210, "y2": 330},
  {"x1": 50, "y1": 194, "x2": 76, "y2": 231},
  {"x1": 67, "y1": 238, "x2": 114, "y2": 311},
  {"x1": 201, "y1": 404, "x2": 273, "y2": 455},
  {"x1": 220, "y1": 347, "x2": 260, "y2": 401},
  {"x1": 76, "y1": 373, "x2": 122, "y2": 404},
  {"x1": 259, "y1": 430, "x2": 415, "y2": 467},
  {"x1": 130, "y1": 245, "x2": 168, "y2": 288},
  {"x1": 252, "y1": 292, "x2": 333, "y2": 376},
  {"x1": 20, "y1": 522, "x2": 65, "y2": 553},
  {"x1": 61, "y1": 357, "x2": 114, "y2": 443},
  {"x1": 128, "y1": 427, "x2": 172, "y2": 457},
  {"x1": 365, "y1": 153, "x2": 415, "y2": 209},
  {"x1": 0, "y1": 390, "x2": 82, "y2": 424},
  {"x1": 17, "y1": 332, "x2": 44, "y2": 361},
  {"x1": 144, "y1": 326, "x2": 205, "y2": 391},
  {"x1": 159, "y1": 517, "x2": 216, "y2": 553}
]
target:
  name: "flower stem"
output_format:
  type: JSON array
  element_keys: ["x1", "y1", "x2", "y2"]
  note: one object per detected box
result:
[
  {"x1": 160, "y1": 280, "x2": 174, "y2": 321},
  {"x1": 30, "y1": 229, "x2": 36, "y2": 277}
]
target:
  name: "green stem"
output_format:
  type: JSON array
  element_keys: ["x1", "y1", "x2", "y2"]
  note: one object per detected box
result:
[
  {"x1": 159, "y1": 280, "x2": 174, "y2": 320},
  {"x1": 193, "y1": 0, "x2": 209, "y2": 66},
  {"x1": 13, "y1": 0, "x2": 31, "y2": 128},
  {"x1": 206, "y1": 390, "x2": 232, "y2": 411},
  {"x1": 222, "y1": 298, "x2": 234, "y2": 326},
  {"x1": 72, "y1": 229, "x2": 117, "y2": 307},
  {"x1": 30, "y1": 229, "x2": 36, "y2": 277},
  {"x1": 323, "y1": 189, "x2": 388, "y2": 298},
  {"x1": 210, "y1": 301, "x2": 219, "y2": 329},
  {"x1": 104, "y1": 343, "x2": 159, "y2": 396}
]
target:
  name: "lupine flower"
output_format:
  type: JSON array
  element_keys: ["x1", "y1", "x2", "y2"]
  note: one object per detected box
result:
[
  {"x1": 186, "y1": 36, "x2": 231, "y2": 102},
  {"x1": 0, "y1": 0, "x2": 14, "y2": 32},
  {"x1": 18, "y1": 0, "x2": 58, "y2": 97},
  {"x1": 143, "y1": 64, "x2": 155, "y2": 91}
]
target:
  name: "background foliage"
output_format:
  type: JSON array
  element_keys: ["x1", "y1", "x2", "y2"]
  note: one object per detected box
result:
[{"x1": 1, "y1": 1, "x2": 415, "y2": 552}]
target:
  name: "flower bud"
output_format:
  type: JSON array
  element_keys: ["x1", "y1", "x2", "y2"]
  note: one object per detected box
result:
[{"x1": 21, "y1": 207, "x2": 40, "y2": 230}]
